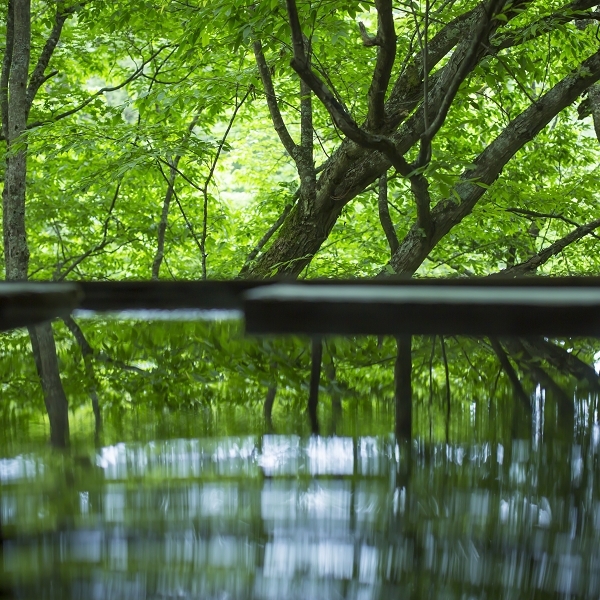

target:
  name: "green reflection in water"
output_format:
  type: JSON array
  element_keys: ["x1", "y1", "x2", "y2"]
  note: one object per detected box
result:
[
  {"x1": 1, "y1": 321, "x2": 600, "y2": 598},
  {"x1": 1, "y1": 402, "x2": 600, "y2": 599}
]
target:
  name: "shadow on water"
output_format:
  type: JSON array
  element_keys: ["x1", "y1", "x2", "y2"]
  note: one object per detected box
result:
[{"x1": 1, "y1": 322, "x2": 600, "y2": 598}]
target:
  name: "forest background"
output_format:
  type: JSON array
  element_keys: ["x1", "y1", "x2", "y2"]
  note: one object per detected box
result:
[{"x1": 2, "y1": 0, "x2": 600, "y2": 447}]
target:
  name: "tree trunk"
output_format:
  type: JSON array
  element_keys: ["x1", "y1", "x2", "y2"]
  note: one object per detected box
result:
[
  {"x1": 3, "y1": 0, "x2": 29, "y2": 280},
  {"x1": 2, "y1": 0, "x2": 70, "y2": 446}
]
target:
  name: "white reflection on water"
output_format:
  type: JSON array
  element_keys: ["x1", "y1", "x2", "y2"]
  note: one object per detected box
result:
[
  {"x1": 73, "y1": 308, "x2": 242, "y2": 321},
  {"x1": 3, "y1": 434, "x2": 600, "y2": 598},
  {"x1": 306, "y1": 436, "x2": 353, "y2": 475},
  {"x1": 0, "y1": 454, "x2": 43, "y2": 481}
]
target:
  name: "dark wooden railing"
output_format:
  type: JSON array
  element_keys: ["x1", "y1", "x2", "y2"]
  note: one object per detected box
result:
[{"x1": 3, "y1": 277, "x2": 600, "y2": 336}]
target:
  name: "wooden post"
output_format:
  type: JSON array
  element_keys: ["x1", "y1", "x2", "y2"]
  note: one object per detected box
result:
[{"x1": 395, "y1": 335, "x2": 412, "y2": 440}]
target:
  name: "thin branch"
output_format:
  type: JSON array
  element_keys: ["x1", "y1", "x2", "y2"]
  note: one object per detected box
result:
[
  {"x1": 57, "y1": 180, "x2": 121, "y2": 280},
  {"x1": 201, "y1": 86, "x2": 251, "y2": 279},
  {"x1": 0, "y1": 0, "x2": 14, "y2": 140},
  {"x1": 378, "y1": 171, "x2": 399, "y2": 256},
  {"x1": 26, "y1": 45, "x2": 171, "y2": 130},
  {"x1": 490, "y1": 50, "x2": 537, "y2": 103},
  {"x1": 157, "y1": 158, "x2": 203, "y2": 192},
  {"x1": 152, "y1": 113, "x2": 200, "y2": 280},
  {"x1": 62, "y1": 314, "x2": 101, "y2": 429},
  {"x1": 239, "y1": 191, "x2": 299, "y2": 277},
  {"x1": 505, "y1": 206, "x2": 600, "y2": 240},
  {"x1": 454, "y1": 336, "x2": 485, "y2": 380},
  {"x1": 156, "y1": 162, "x2": 204, "y2": 256},
  {"x1": 253, "y1": 40, "x2": 298, "y2": 158},
  {"x1": 366, "y1": 0, "x2": 397, "y2": 131},
  {"x1": 417, "y1": 0, "x2": 504, "y2": 167},
  {"x1": 26, "y1": 2, "x2": 78, "y2": 110},
  {"x1": 493, "y1": 217, "x2": 600, "y2": 276}
]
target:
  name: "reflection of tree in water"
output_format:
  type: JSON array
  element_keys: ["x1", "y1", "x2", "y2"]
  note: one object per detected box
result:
[{"x1": 2, "y1": 317, "x2": 600, "y2": 447}]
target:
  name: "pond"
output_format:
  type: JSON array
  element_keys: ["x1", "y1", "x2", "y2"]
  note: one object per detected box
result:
[{"x1": 1, "y1": 322, "x2": 600, "y2": 598}]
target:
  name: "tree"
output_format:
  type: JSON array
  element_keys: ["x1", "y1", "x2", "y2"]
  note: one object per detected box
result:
[
  {"x1": 1, "y1": 0, "x2": 81, "y2": 446},
  {"x1": 242, "y1": 0, "x2": 600, "y2": 279}
]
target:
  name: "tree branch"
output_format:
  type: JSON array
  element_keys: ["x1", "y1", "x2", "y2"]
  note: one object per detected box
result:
[
  {"x1": 253, "y1": 40, "x2": 298, "y2": 159},
  {"x1": 62, "y1": 314, "x2": 92, "y2": 355},
  {"x1": 493, "y1": 217, "x2": 600, "y2": 276},
  {"x1": 385, "y1": 6, "x2": 477, "y2": 129},
  {"x1": 1, "y1": 0, "x2": 14, "y2": 140},
  {"x1": 26, "y1": 2, "x2": 77, "y2": 111},
  {"x1": 300, "y1": 77, "x2": 313, "y2": 158},
  {"x1": 152, "y1": 113, "x2": 200, "y2": 280},
  {"x1": 26, "y1": 45, "x2": 170, "y2": 131},
  {"x1": 524, "y1": 338, "x2": 600, "y2": 390},
  {"x1": 493, "y1": 0, "x2": 600, "y2": 50},
  {"x1": 366, "y1": 0, "x2": 397, "y2": 131},
  {"x1": 239, "y1": 192, "x2": 299, "y2": 277},
  {"x1": 587, "y1": 83, "x2": 600, "y2": 141},
  {"x1": 378, "y1": 171, "x2": 399, "y2": 257},
  {"x1": 388, "y1": 46, "x2": 600, "y2": 275},
  {"x1": 285, "y1": 0, "x2": 401, "y2": 159},
  {"x1": 286, "y1": 0, "x2": 434, "y2": 233},
  {"x1": 489, "y1": 337, "x2": 531, "y2": 412},
  {"x1": 417, "y1": 0, "x2": 505, "y2": 166},
  {"x1": 504, "y1": 338, "x2": 573, "y2": 419},
  {"x1": 505, "y1": 206, "x2": 600, "y2": 240},
  {"x1": 299, "y1": 37, "x2": 316, "y2": 198},
  {"x1": 201, "y1": 86, "x2": 251, "y2": 279}
]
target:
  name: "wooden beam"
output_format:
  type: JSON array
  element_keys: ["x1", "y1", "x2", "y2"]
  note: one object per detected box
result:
[
  {"x1": 77, "y1": 280, "x2": 267, "y2": 312},
  {"x1": 243, "y1": 283, "x2": 600, "y2": 336},
  {"x1": 0, "y1": 283, "x2": 80, "y2": 330}
]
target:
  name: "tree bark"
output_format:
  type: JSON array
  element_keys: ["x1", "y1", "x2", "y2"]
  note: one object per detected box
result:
[
  {"x1": 3, "y1": 0, "x2": 29, "y2": 280},
  {"x1": 2, "y1": 0, "x2": 71, "y2": 446}
]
